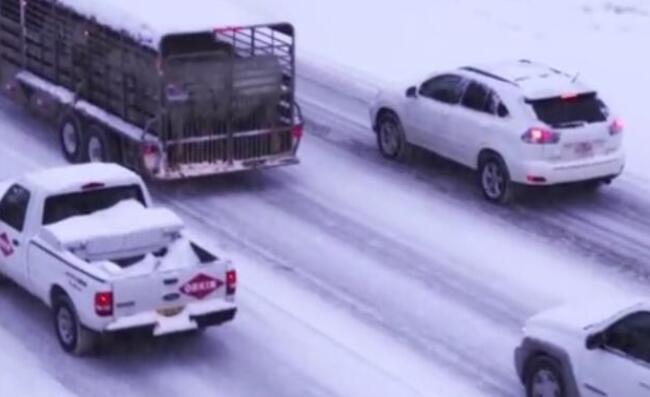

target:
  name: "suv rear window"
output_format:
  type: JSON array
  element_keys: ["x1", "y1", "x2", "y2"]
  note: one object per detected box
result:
[
  {"x1": 528, "y1": 93, "x2": 607, "y2": 128},
  {"x1": 43, "y1": 185, "x2": 145, "y2": 226}
]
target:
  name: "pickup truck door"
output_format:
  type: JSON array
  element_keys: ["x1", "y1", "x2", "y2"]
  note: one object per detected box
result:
[
  {"x1": 580, "y1": 311, "x2": 650, "y2": 397},
  {"x1": 0, "y1": 184, "x2": 32, "y2": 287},
  {"x1": 404, "y1": 74, "x2": 467, "y2": 159}
]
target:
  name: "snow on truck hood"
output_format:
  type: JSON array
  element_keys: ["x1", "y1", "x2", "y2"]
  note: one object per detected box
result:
[
  {"x1": 527, "y1": 297, "x2": 646, "y2": 334},
  {"x1": 57, "y1": 0, "x2": 274, "y2": 48},
  {"x1": 40, "y1": 200, "x2": 184, "y2": 261}
]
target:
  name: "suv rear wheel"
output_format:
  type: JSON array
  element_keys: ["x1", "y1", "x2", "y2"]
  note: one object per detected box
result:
[
  {"x1": 479, "y1": 153, "x2": 515, "y2": 204},
  {"x1": 525, "y1": 356, "x2": 566, "y2": 397}
]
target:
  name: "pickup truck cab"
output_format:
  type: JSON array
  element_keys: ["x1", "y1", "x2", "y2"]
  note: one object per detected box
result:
[
  {"x1": 0, "y1": 163, "x2": 237, "y2": 355},
  {"x1": 515, "y1": 298, "x2": 650, "y2": 397}
]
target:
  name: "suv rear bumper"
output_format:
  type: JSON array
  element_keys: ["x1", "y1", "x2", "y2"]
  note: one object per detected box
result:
[{"x1": 510, "y1": 150, "x2": 625, "y2": 185}]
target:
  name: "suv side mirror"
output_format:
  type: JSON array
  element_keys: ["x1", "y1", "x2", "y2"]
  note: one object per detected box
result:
[
  {"x1": 406, "y1": 86, "x2": 418, "y2": 98},
  {"x1": 586, "y1": 332, "x2": 606, "y2": 350}
]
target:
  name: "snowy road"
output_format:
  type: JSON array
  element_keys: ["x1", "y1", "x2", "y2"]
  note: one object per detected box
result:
[
  {"x1": 1, "y1": 1, "x2": 649, "y2": 394},
  {"x1": 1, "y1": 65, "x2": 649, "y2": 396}
]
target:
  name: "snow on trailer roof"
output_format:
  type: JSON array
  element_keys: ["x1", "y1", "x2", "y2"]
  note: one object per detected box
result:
[
  {"x1": 57, "y1": 0, "x2": 273, "y2": 48},
  {"x1": 23, "y1": 163, "x2": 142, "y2": 195}
]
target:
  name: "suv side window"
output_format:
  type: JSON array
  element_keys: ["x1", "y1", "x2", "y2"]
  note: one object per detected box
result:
[
  {"x1": 461, "y1": 81, "x2": 491, "y2": 113},
  {"x1": 486, "y1": 91, "x2": 510, "y2": 118},
  {"x1": 605, "y1": 311, "x2": 650, "y2": 364},
  {"x1": 0, "y1": 184, "x2": 31, "y2": 232},
  {"x1": 419, "y1": 75, "x2": 465, "y2": 105}
]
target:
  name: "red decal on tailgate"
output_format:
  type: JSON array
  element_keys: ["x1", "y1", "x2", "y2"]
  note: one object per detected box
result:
[
  {"x1": 0, "y1": 233, "x2": 13, "y2": 257},
  {"x1": 180, "y1": 273, "x2": 223, "y2": 300}
]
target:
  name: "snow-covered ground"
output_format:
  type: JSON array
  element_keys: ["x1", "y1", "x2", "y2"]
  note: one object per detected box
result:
[{"x1": 2, "y1": 1, "x2": 650, "y2": 396}]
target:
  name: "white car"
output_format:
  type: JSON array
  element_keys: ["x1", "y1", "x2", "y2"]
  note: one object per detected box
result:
[
  {"x1": 370, "y1": 60, "x2": 625, "y2": 203},
  {"x1": 0, "y1": 163, "x2": 237, "y2": 355},
  {"x1": 515, "y1": 298, "x2": 650, "y2": 397}
]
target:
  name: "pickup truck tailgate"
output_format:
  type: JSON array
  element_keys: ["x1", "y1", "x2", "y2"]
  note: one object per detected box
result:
[{"x1": 110, "y1": 262, "x2": 234, "y2": 334}]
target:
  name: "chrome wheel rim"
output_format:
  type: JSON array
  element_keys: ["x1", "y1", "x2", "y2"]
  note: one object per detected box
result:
[
  {"x1": 380, "y1": 121, "x2": 400, "y2": 156},
  {"x1": 531, "y1": 369, "x2": 561, "y2": 397},
  {"x1": 62, "y1": 123, "x2": 78, "y2": 155},
  {"x1": 482, "y1": 162, "x2": 505, "y2": 199},
  {"x1": 87, "y1": 136, "x2": 104, "y2": 162},
  {"x1": 57, "y1": 307, "x2": 75, "y2": 346}
]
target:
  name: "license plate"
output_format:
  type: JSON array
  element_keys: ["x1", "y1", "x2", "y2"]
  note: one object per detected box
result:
[
  {"x1": 157, "y1": 306, "x2": 185, "y2": 317},
  {"x1": 574, "y1": 142, "x2": 594, "y2": 157}
]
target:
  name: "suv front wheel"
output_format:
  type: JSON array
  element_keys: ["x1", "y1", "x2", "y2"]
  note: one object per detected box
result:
[{"x1": 525, "y1": 356, "x2": 566, "y2": 397}]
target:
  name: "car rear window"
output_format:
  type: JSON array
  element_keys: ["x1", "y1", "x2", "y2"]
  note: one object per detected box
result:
[
  {"x1": 528, "y1": 93, "x2": 607, "y2": 128},
  {"x1": 43, "y1": 185, "x2": 145, "y2": 225}
]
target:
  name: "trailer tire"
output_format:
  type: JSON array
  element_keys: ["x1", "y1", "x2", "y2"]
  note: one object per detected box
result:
[
  {"x1": 86, "y1": 125, "x2": 119, "y2": 163},
  {"x1": 58, "y1": 113, "x2": 86, "y2": 163},
  {"x1": 53, "y1": 294, "x2": 97, "y2": 356}
]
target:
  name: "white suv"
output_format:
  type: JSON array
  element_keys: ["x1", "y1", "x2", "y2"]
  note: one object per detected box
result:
[
  {"x1": 370, "y1": 60, "x2": 625, "y2": 203},
  {"x1": 515, "y1": 298, "x2": 650, "y2": 397}
]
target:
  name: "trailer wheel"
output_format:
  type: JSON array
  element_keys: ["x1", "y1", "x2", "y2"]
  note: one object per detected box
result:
[
  {"x1": 58, "y1": 113, "x2": 86, "y2": 163},
  {"x1": 86, "y1": 125, "x2": 118, "y2": 163},
  {"x1": 53, "y1": 294, "x2": 97, "y2": 356}
]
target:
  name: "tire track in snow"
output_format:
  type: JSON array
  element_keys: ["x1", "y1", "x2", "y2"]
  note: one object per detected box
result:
[{"x1": 156, "y1": 184, "x2": 524, "y2": 397}]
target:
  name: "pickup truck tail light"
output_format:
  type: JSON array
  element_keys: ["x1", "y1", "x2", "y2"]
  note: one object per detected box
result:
[
  {"x1": 226, "y1": 270, "x2": 237, "y2": 295},
  {"x1": 609, "y1": 118, "x2": 624, "y2": 136},
  {"x1": 95, "y1": 292, "x2": 113, "y2": 317},
  {"x1": 522, "y1": 127, "x2": 560, "y2": 144}
]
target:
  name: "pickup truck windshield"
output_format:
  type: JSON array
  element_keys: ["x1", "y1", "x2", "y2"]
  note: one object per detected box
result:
[{"x1": 42, "y1": 185, "x2": 145, "y2": 226}]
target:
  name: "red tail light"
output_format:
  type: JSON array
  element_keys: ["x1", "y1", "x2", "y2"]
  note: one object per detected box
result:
[
  {"x1": 226, "y1": 270, "x2": 237, "y2": 295},
  {"x1": 609, "y1": 118, "x2": 624, "y2": 136},
  {"x1": 142, "y1": 143, "x2": 162, "y2": 173},
  {"x1": 94, "y1": 292, "x2": 113, "y2": 317},
  {"x1": 292, "y1": 125, "x2": 303, "y2": 140},
  {"x1": 522, "y1": 127, "x2": 560, "y2": 144}
]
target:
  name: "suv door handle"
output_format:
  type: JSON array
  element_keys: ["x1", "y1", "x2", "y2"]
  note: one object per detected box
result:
[{"x1": 11, "y1": 239, "x2": 19, "y2": 247}]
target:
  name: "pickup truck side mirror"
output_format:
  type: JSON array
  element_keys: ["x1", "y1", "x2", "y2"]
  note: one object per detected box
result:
[
  {"x1": 586, "y1": 332, "x2": 606, "y2": 350},
  {"x1": 405, "y1": 86, "x2": 418, "y2": 98}
]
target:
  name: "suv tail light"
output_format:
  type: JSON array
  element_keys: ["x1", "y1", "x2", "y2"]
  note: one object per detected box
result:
[
  {"x1": 609, "y1": 118, "x2": 624, "y2": 136},
  {"x1": 142, "y1": 143, "x2": 162, "y2": 173},
  {"x1": 522, "y1": 127, "x2": 560, "y2": 144},
  {"x1": 226, "y1": 270, "x2": 237, "y2": 296},
  {"x1": 95, "y1": 292, "x2": 113, "y2": 317}
]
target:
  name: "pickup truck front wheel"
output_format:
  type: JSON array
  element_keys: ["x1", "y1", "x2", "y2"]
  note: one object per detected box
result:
[{"x1": 53, "y1": 296, "x2": 97, "y2": 356}]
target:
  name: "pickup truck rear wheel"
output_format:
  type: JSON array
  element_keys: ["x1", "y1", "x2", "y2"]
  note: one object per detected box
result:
[
  {"x1": 58, "y1": 113, "x2": 86, "y2": 163},
  {"x1": 524, "y1": 356, "x2": 566, "y2": 397},
  {"x1": 53, "y1": 295, "x2": 97, "y2": 356}
]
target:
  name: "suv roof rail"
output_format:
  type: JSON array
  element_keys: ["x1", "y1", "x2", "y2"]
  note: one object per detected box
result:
[{"x1": 460, "y1": 66, "x2": 518, "y2": 86}]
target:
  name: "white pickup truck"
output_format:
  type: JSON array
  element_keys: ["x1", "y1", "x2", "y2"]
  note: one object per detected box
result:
[{"x1": 0, "y1": 163, "x2": 237, "y2": 355}]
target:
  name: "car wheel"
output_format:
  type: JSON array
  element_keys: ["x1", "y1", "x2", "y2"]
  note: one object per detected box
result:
[
  {"x1": 53, "y1": 295, "x2": 97, "y2": 356},
  {"x1": 525, "y1": 356, "x2": 566, "y2": 397},
  {"x1": 479, "y1": 154, "x2": 515, "y2": 204},
  {"x1": 85, "y1": 125, "x2": 118, "y2": 163},
  {"x1": 58, "y1": 113, "x2": 86, "y2": 163},
  {"x1": 377, "y1": 112, "x2": 410, "y2": 160}
]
